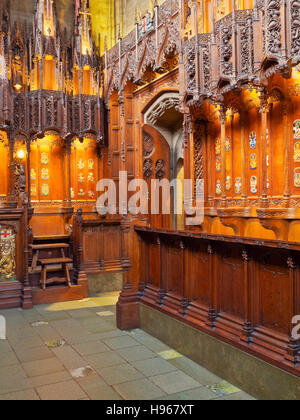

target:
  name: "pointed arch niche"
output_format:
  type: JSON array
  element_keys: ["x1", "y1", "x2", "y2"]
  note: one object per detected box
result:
[{"x1": 143, "y1": 91, "x2": 184, "y2": 230}]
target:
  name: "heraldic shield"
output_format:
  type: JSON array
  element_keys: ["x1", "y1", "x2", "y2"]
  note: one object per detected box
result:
[{"x1": 0, "y1": 226, "x2": 16, "y2": 282}]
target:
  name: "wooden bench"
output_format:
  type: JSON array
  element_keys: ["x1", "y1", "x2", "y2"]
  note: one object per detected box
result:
[{"x1": 38, "y1": 257, "x2": 73, "y2": 291}]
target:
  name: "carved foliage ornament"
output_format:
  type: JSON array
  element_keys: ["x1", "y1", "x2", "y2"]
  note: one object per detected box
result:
[
  {"x1": 143, "y1": 158, "x2": 153, "y2": 178},
  {"x1": 266, "y1": 0, "x2": 281, "y2": 55},
  {"x1": 155, "y1": 159, "x2": 166, "y2": 179},
  {"x1": 143, "y1": 134, "x2": 154, "y2": 157},
  {"x1": 291, "y1": 0, "x2": 300, "y2": 56}
]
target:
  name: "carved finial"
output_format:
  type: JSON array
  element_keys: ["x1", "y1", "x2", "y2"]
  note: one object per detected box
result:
[
  {"x1": 219, "y1": 106, "x2": 227, "y2": 125},
  {"x1": 242, "y1": 250, "x2": 249, "y2": 263},
  {"x1": 287, "y1": 257, "x2": 296, "y2": 270}
]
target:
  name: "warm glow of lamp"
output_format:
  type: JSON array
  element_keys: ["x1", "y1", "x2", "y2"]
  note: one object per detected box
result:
[
  {"x1": 14, "y1": 83, "x2": 23, "y2": 91},
  {"x1": 292, "y1": 67, "x2": 300, "y2": 82},
  {"x1": 16, "y1": 149, "x2": 25, "y2": 160}
]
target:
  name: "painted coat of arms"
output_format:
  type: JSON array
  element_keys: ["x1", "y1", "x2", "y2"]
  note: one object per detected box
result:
[
  {"x1": 249, "y1": 132, "x2": 257, "y2": 149},
  {"x1": 250, "y1": 153, "x2": 257, "y2": 170},
  {"x1": 225, "y1": 137, "x2": 231, "y2": 152},
  {"x1": 294, "y1": 142, "x2": 300, "y2": 162},
  {"x1": 294, "y1": 168, "x2": 300, "y2": 188},
  {"x1": 226, "y1": 176, "x2": 231, "y2": 191},
  {"x1": 41, "y1": 168, "x2": 49, "y2": 181},
  {"x1": 235, "y1": 177, "x2": 242, "y2": 195},
  {"x1": 78, "y1": 160, "x2": 85, "y2": 170},
  {"x1": 294, "y1": 120, "x2": 300, "y2": 140},
  {"x1": 215, "y1": 138, "x2": 221, "y2": 156},
  {"x1": 78, "y1": 174, "x2": 85, "y2": 183},
  {"x1": 41, "y1": 184, "x2": 50, "y2": 197},
  {"x1": 250, "y1": 176, "x2": 258, "y2": 194},
  {"x1": 88, "y1": 159, "x2": 94, "y2": 170},
  {"x1": 41, "y1": 152, "x2": 49, "y2": 165},
  {"x1": 216, "y1": 180, "x2": 222, "y2": 196},
  {"x1": 0, "y1": 227, "x2": 16, "y2": 282},
  {"x1": 31, "y1": 169, "x2": 37, "y2": 180},
  {"x1": 88, "y1": 173, "x2": 95, "y2": 183}
]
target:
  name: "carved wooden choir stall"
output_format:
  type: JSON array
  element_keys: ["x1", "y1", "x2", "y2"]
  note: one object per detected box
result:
[{"x1": 0, "y1": 0, "x2": 300, "y2": 379}]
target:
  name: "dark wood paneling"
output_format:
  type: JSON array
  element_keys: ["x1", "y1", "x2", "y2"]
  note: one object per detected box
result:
[{"x1": 136, "y1": 226, "x2": 300, "y2": 377}]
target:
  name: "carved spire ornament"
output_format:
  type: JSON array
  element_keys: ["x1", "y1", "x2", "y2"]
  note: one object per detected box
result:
[{"x1": 0, "y1": 0, "x2": 105, "y2": 144}]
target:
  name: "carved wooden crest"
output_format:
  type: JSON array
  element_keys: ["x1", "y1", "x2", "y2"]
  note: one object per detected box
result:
[{"x1": 0, "y1": 226, "x2": 16, "y2": 282}]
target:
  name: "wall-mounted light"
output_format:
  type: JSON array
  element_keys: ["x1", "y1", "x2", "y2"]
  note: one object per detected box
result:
[
  {"x1": 13, "y1": 82, "x2": 23, "y2": 91},
  {"x1": 16, "y1": 149, "x2": 25, "y2": 160},
  {"x1": 13, "y1": 70, "x2": 23, "y2": 91}
]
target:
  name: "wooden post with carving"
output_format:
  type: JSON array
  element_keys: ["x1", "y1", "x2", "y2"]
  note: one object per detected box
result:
[{"x1": 117, "y1": 216, "x2": 141, "y2": 330}]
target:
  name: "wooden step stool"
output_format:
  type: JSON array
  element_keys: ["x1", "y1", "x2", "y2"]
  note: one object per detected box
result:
[
  {"x1": 38, "y1": 257, "x2": 73, "y2": 291},
  {"x1": 30, "y1": 243, "x2": 70, "y2": 272}
]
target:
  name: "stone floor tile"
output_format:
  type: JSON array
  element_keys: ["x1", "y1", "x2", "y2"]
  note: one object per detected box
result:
[
  {"x1": 56, "y1": 327, "x2": 89, "y2": 340},
  {"x1": 81, "y1": 381, "x2": 123, "y2": 400},
  {"x1": 0, "y1": 389, "x2": 40, "y2": 401},
  {"x1": 36, "y1": 380, "x2": 87, "y2": 400},
  {"x1": 169, "y1": 356, "x2": 222, "y2": 386},
  {"x1": 132, "y1": 357, "x2": 177, "y2": 377},
  {"x1": 0, "y1": 308, "x2": 23, "y2": 317},
  {"x1": 129, "y1": 330, "x2": 171, "y2": 353},
  {"x1": 117, "y1": 345, "x2": 157, "y2": 362},
  {"x1": 58, "y1": 301, "x2": 97, "y2": 310},
  {"x1": 35, "y1": 325, "x2": 63, "y2": 342},
  {"x1": 21, "y1": 357, "x2": 66, "y2": 377},
  {"x1": 150, "y1": 371, "x2": 201, "y2": 395},
  {"x1": 85, "y1": 322, "x2": 116, "y2": 335},
  {"x1": 67, "y1": 330, "x2": 126, "y2": 345},
  {"x1": 0, "y1": 367, "x2": 28, "y2": 395},
  {"x1": 97, "y1": 363, "x2": 144, "y2": 385},
  {"x1": 113, "y1": 378, "x2": 166, "y2": 400},
  {"x1": 156, "y1": 387, "x2": 218, "y2": 401},
  {"x1": 0, "y1": 340, "x2": 12, "y2": 354},
  {"x1": 25, "y1": 371, "x2": 72, "y2": 390},
  {"x1": 103, "y1": 335, "x2": 140, "y2": 350},
  {"x1": 0, "y1": 364, "x2": 26, "y2": 381},
  {"x1": 51, "y1": 345, "x2": 87, "y2": 369},
  {"x1": 78, "y1": 317, "x2": 110, "y2": 328},
  {"x1": 50, "y1": 318, "x2": 82, "y2": 330},
  {"x1": 14, "y1": 345, "x2": 53, "y2": 364},
  {"x1": 7, "y1": 327, "x2": 38, "y2": 341},
  {"x1": 67, "y1": 309, "x2": 95, "y2": 319},
  {"x1": 72, "y1": 340, "x2": 110, "y2": 356},
  {"x1": 20, "y1": 309, "x2": 44, "y2": 323},
  {"x1": 6, "y1": 318, "x2": 29, "y2": 329},
  {"x1": 9, "y1": 334, "x2": 45, "y2": 350},
  {"x1": 89, "y1": 292, "x2": 120, "y2": 304},
  {"x1": 84, "y1": 351, "x2": 125, "y2": 370},
  {"x1": 0, "y1": 351, "x2": 20, "y2": 367},
  {"x1": 40, "y1": 311, "x2": 71, "y2": 322},
  {"x1": 34, "y1": 303, "x2": 65, "y2": 313},
  {"x1": 222, "y1": 391, "x2": 256, "y2": 401},
  {"x1": 66, "y1": 333, "x2": 99, "y2": 345},
  {"x1": 74, "y1": 371, "x2": 106, "y2": 388},
  {"x1": 0, "y1": 296, "x2": 256, "y2": 401}
]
